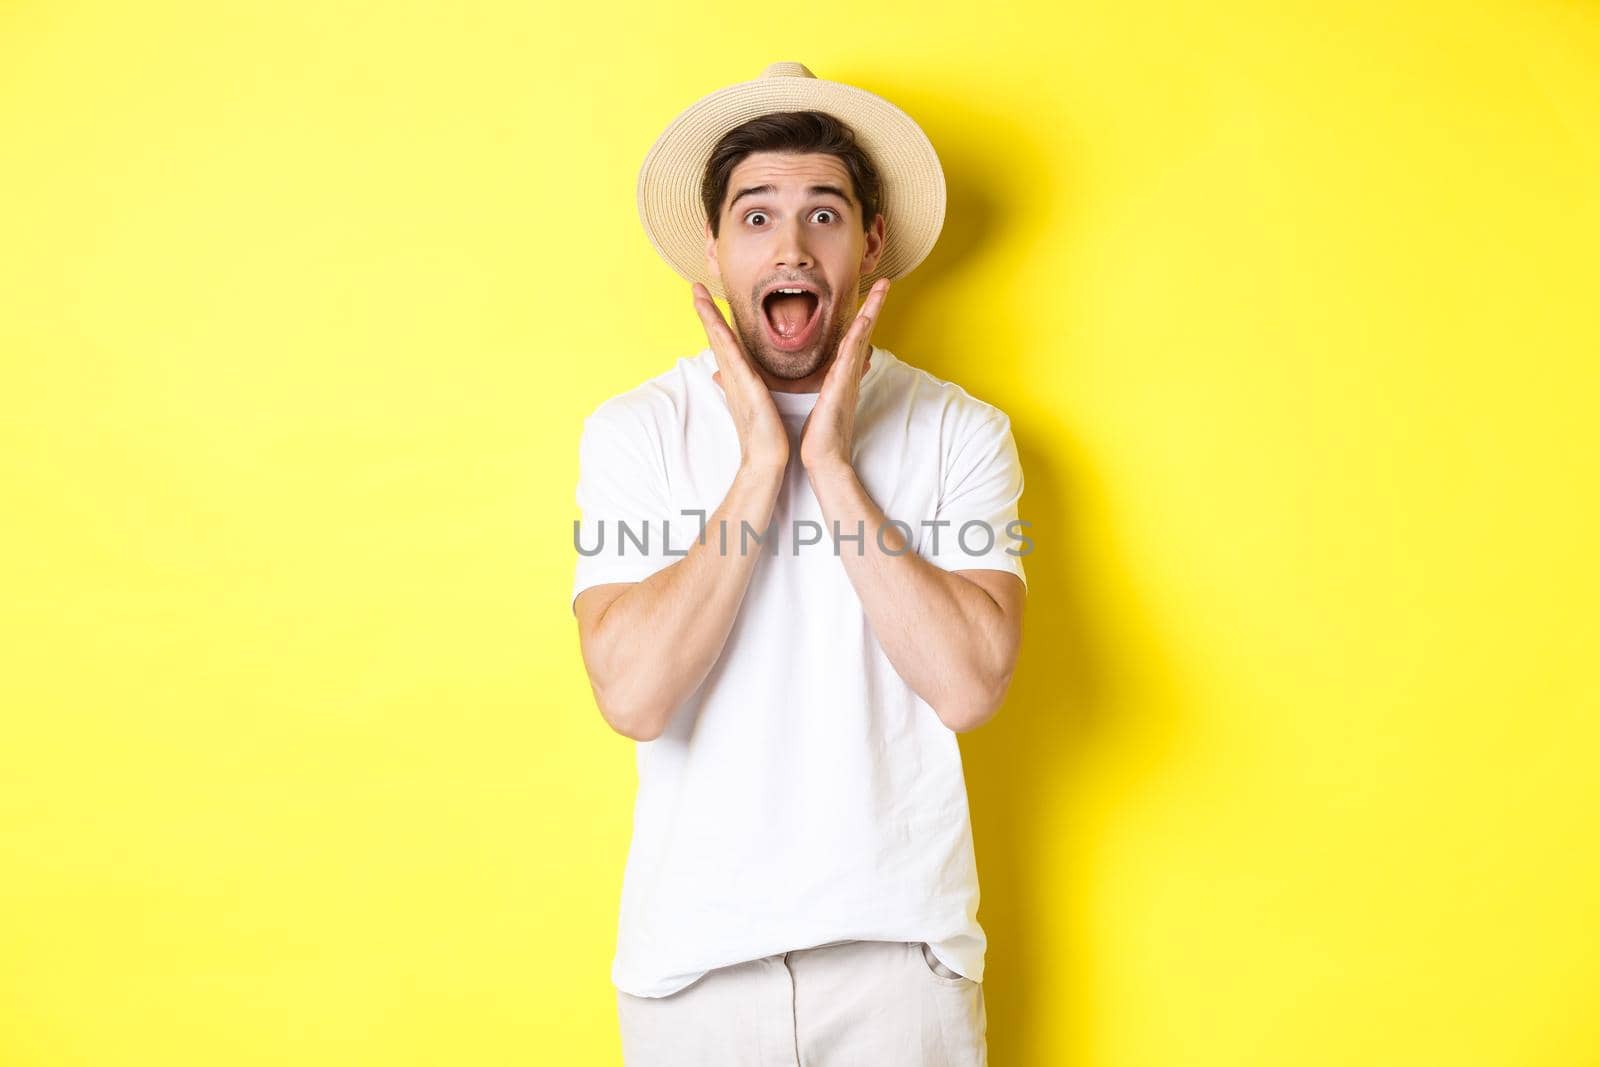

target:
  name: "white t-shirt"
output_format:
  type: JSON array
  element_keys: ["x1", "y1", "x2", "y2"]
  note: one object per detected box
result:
[{"x1": 571, "y1": 345, "x2": 1028, "y2": 998}]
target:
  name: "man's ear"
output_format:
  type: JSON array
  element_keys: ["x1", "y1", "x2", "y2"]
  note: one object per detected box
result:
[
  {"x1": 703, "y1": 219, "x2": 721, "y2": 287},
  {"x1": 858, "y1": 212, "x2": 887, "y2": 276}
]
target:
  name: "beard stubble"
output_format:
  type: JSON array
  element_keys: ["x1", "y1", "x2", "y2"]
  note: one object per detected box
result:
[{"x1": 727, "y1": 294, "x2": 854, "y2": 383}]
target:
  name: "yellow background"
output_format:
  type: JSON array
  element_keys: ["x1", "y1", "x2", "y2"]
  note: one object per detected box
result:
[{"x1": 3, "y1": 1, "x2": 1597, "y2": 1063}]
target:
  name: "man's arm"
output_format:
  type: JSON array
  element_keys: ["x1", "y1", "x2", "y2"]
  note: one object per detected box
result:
[
  {"x1": 573, "y1": 281, "x2": 792, "y2": 742},
  {"x1": 574, "y1": 457, "x2": 785, "y2": 742},
  {"x1": 795, "y1": 279, "x2": 1026, "y2": 733},
  {"x1": 806, "y1": 461, "x2": 1024, "y2": 733}
]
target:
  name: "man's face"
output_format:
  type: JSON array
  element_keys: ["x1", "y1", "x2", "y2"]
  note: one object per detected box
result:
[{"x1": 705, "y1": 151, "x2": 886, "y2": 387}]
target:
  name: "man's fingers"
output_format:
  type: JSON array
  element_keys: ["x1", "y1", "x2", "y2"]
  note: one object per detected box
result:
[
  {"x1": 858, "y1": 277, "x2": 891, "y2": 323},
  {"x1": 691, "y1": 283, "x2": 733, "y2": 340},
  {"x1": 861, "y1": 279, "x2": 890, "y2": 332},
  {"x1": 849, "y1": 278, "x2": 890, "y2": 349},
  {"x1": 831, "y1": 278, "x2": 889, "y2": 381},
  {"x1": 692, "y1": 283, "x2": 744, "y2": 391}
]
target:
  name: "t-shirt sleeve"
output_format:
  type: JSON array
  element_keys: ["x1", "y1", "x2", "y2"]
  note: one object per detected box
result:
[
  {"x1": 571, "y1": 406, "x2": 681, "y2": 613},
  {"x1": 921, "y1": 412, "x2": 1029, "y2": 590}
]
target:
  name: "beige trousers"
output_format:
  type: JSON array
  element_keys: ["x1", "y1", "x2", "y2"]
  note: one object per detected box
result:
[{"x1": 616, "y1": 939, "x2": 987, "y2": 1066}]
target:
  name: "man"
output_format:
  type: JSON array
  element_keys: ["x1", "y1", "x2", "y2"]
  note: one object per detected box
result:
[{"x1": 571, "y1": 62, "x2": 1028, "y2": 1067}]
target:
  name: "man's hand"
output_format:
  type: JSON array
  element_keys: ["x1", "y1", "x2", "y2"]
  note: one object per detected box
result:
[
  {"x1": 800, "y1": 278, "x2": 889, "y2": 475},
  {"x1": 692, "y1": 283, "x2": 790, "y2": 472}
]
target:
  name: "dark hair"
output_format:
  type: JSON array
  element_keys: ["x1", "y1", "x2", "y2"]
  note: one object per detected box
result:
[{"x1": 701, "y1": 111, "x2": 883, "y2": 238}]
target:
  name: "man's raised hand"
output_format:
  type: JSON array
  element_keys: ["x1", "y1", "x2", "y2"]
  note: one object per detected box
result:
[
  {"x1": 799, "y1": 278, "x2": 889, "y2": 474},
  {"x1": 691, "y1": 283, "x2": 790, "y2": 473}
]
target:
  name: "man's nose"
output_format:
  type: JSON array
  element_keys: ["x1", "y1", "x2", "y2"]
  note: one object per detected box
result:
[{"x1": 773, "y1": 216, "x2": 814, "y2": 271}]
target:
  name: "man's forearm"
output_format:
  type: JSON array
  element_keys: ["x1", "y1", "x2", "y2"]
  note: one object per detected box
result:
[
  {"x1": 586, "y1": 459, "x2": 785, "y2": 740},
  {"x1": 806, "y1": 459, "x2": 1014, "y2": 730}
]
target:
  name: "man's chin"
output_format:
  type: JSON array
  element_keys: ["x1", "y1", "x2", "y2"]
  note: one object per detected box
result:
[{"x1": 752, "y1": 343, "x2": 827, "y2": 380}]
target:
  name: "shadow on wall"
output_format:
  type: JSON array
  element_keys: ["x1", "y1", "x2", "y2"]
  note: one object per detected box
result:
[{"x1": 836, "y1": 72, "x2": 1193, "y2": 1065}]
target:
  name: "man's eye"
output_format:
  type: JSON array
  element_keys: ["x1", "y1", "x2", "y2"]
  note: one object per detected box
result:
[
  {"x1": 812, "y1": 209, "x2": 838, "y2": 224},
  {"x1": 745, "y1": 211, "x2": 769, "y2": 226}
]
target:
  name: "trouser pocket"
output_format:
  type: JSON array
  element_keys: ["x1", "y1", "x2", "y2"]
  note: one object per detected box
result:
[{"x1": 917, "y1": 941, "x2": 969, "y2": 982}]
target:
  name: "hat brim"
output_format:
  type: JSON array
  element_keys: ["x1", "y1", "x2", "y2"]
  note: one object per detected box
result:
[{"x1": 637, "y1": 73, "x2": 947, "y2": 302}]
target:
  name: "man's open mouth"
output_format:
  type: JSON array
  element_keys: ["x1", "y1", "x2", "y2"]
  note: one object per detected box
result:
[{"x1": 761, "y1": 285, "x2": 824, "y2": 351}]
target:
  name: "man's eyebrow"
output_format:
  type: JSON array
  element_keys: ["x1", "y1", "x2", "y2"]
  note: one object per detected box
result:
[
  {"x1": 727, "y1": 184, "x2": 855, "y2": 211},
  {"x1": 807, "y1": 184, "x2": 853, "y2": 205}
]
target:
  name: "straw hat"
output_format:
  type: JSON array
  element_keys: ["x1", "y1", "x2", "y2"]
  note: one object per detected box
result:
[{"x1": 636, "y1": 62, "x2": 947, "y2": 301}]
